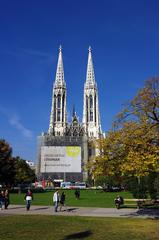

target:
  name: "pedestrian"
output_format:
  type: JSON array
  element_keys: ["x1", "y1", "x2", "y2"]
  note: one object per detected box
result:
[
  {"x1": 24, "y1": 189, "x2": 33, "y2": 211},
  {"x1": 53, "y1": 190, "x2": 60, "y2": 212},
  {"x1": 75, "y1": 189, "x2": 80, "y2": 199},
  {"x1": 4, "y1": 189, "x2": 10, "y2": 209},
  {"x1": 114, "y1": 195, "x2": 124, "y2": 209},
  {"x1": 59, "y1": 192, "x2": 67, "y2": 211},
  {"x1": 0, "y1": 191, "x2": 5, "y2": 210}
]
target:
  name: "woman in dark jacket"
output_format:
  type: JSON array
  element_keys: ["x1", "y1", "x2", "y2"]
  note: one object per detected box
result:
[
  {"x1": 0, "y1": 190, "x2": 5, "y2": 210},
  {"x1": 59, "y1": 192, "x2": 67, "y2": 211},
  {"x1": 4, "y1": 189, "x2": 10, "y2": 209}
]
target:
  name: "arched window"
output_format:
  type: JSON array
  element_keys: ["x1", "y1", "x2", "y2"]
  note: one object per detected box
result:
[
  {"x1": 90, "y1": 95, "x2": 93, "y2": 121},
  {"x1": 86, "y1": 96, "x2": 88, "y2": 122},
  {"x1": 90, "y1": 111, "x2": 93, "y2": 121},
  {"x1": 94, "y1": 94, "x2": 96, "y2": 123},
  {"x1": 53, "y1": 96, "x2": 56, "y2": 122},
  {"x1": 62, "y1": 93, "x2": 65, "y2": 122},
  {"x1": 90, "y1": 95, "x2": 93, "y2": 108},
  {"x1": 57, "y1": 110, "x2": 60, "y2": 121},
  {"x1": 57, "y1": 94, "x2": 61, "y2": 109}
]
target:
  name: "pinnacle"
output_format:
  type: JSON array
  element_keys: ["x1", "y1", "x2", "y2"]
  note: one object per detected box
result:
[
  {"x1": 59, "y1": 45, "x2": 62, "y2": 52},
  {"x1": 54, "y1": 45, "x2": 65, "y2": 87},
  {"x1": 88, "y1": 46, "x2": 92, "y2": 52},
  {"x1": 86, "y1": 46, "x2": 95, "y2": 86}
]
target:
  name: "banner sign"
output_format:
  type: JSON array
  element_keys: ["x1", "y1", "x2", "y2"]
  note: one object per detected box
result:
[{"x1": 41, "y1": 146, "x2": 81, "y2": 173}]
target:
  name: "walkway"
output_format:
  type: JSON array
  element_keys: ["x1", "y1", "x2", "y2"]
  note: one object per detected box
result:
[{"x1": 1, "y1": 205, "x2": 159, "y2": 219}]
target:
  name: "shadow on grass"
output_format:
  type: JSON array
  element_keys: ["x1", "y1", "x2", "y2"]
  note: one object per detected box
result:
[
  {"x1": 63, "y1": 230, "x2": 92, "y2": 239},
  {"x1": 121, "y1": 208, "x2": 159, "y2": 219}
]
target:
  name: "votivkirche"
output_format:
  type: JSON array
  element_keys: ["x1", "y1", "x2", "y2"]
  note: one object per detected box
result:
[{"x1": 37, "y1": 46, "x2": 103, "y2": 182}]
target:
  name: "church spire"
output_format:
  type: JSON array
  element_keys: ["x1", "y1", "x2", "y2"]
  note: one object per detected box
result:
[
  {"x1": 54, "y1": 45, "x2": 66, "y2": 87},
  {"x1": 83, "y1": 46, "x2": 102, "y2": 138},
  {"x1": 85, "y1": 46, "x2": 95, "y2": 87},
  {"x1": 48, "y1": 46, "x2": 67, "y2": 135}
]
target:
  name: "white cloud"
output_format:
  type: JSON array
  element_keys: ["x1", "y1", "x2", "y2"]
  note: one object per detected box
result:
[
  {"x1": 1, "y1": 48, "x2": 55, "y2": 63},
  {"x1": 9, "y1": 115, "x2": 33, "y2": 138},
  {"x1": 0, "y1": 106, "x2": 33, "y2": 139},
  {"x1": 0, "y1": 105, "x2": 8, "y2": 115},
  {"x1": 22, "y1": 49, "x2": 51, "y2": 58}
]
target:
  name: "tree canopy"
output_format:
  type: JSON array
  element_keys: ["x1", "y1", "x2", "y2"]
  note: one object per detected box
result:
[
  {"x1": 115, "y1": 77, "x2": 159, "y2": 128},
  {"x1": 90, "y1": 77, "x2": 159, "y2": 181},
  {"x1": 0, "y1": 139, "x2": 15, "y2": 185},
  {"x1": 0, "y1": 139, "x2": 35, "y2": 186}
]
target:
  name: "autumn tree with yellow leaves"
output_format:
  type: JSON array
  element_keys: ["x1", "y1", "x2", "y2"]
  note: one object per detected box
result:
[
  {"x1": 92, "y1": 121, "x2": 159, "y2": 178},
  {"x1": 115, "y1": 77, "x2": 159, "y2": 127},
  {"x1": 90, "y1": 77, "x2": 159, "y2": 198}
]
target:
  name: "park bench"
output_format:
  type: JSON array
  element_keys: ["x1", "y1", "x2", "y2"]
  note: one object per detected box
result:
[{"x1": 123, "y1": 199, "x2": 159, "y2": 209}]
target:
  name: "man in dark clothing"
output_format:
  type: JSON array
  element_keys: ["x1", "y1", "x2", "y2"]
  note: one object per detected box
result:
[{"x1": 75, "y1": 189, "x2": 80, "y2": 199}]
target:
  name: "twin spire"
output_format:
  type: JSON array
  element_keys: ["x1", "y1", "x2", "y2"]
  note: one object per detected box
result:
[
  {"x1": 54, "y1": 45, "x2": 66, "y2": 87},
  {"x1": 86, "y1": 46, "x2": 95, "y2": 86},
  {"x1": 55, "y1": 45, "x2": 95, "y2": 87},
  {"x1": 49, "y1": 45, "x2": 102, "y2": 138}
]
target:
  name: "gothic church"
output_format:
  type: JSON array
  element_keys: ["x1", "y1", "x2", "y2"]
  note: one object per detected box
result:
[{"x1": 37, "y1": 46, "x2": 103, "y2": 182}]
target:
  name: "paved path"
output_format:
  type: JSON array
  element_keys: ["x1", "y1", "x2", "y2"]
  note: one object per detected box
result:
[{"x1": 1, "y1": 205, "x2": 159, "y2": 219}]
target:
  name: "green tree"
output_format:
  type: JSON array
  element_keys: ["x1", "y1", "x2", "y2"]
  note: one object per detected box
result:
[
  {"x1": 0, "y1": 139, "x2": 35, "y2": 186},
  {"x1": 14, "y1": 156, "x2": 35, "y2": 184},
  {"x1": 0, "y1": 139, "x2": 15, "y2": 185}
]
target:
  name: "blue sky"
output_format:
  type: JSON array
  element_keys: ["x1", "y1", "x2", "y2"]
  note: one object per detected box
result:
[{"x1": 0, "y1": 0, "x2": 159, "y2": 162}]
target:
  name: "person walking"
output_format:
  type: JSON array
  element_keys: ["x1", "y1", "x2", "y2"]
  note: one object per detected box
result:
[
  {"x1": 4, "y1": 189, "x2": 10, "y2": 209},
  {"x1": 114, "y1": 195, "x2": 124, "y2": 209},
  {"x1": 0, "y1": 191, "x2": 5, "y2": 210},
  {"x1": 53, "y1": 190, "x2": 60, "y2": 212},
  {"x1": 75, "y1": 189, "x2": 80, "y2": 199},
  {"x1": 24, "y1": 189, "x2": 33, "y2": 211},
  {"x1": 59, "y1": 192, "x2": 67, "y2": 211}
]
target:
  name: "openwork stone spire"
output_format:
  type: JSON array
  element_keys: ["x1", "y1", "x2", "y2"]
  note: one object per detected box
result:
[
  {"x1": 48, "y1": 46, "x2": 67, "y2": 135},
  {"x1": 85, "y1": 46, "x2": 95, "y2": 87},
  {"x1": 54, "y1": 45, "x2": 66, "y2": 87},
  {"x1": 83, "y1": 46, "x2": 102, "y2": 138}
]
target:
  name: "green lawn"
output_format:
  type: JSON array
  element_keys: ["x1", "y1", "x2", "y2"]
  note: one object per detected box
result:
[
  {"x1": 10, "y1": 190, "x2": 132, "y2": 208},
  {"x1": 0, "y1": 215, "x2": 158, "y2": 240}
]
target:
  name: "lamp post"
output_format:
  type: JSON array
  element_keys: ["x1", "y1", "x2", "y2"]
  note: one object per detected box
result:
[{"x1": 64, "y1": 172, "x2": 66, "y2": 182}]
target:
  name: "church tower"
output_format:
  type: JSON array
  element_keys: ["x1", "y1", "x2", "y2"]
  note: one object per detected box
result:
[
  {"x1": 83, "y1": 47, "x2": 102, "y2": 138},
  {"x1": 48, "y1": 46, "x2": 67, "y2": 136}
]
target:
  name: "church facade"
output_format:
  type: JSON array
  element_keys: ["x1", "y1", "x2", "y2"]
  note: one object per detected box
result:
[{"x1": 37, "y1": 46, "x2": 103, "y2": 182}]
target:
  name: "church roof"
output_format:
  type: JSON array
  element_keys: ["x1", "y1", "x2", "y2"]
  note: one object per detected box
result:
[{"x1": 65, "y1": 110, "x2": 85, "y2": 137}]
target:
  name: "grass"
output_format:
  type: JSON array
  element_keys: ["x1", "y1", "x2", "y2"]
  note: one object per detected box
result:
[
  {"x1": 10, "y1": 190, "x2": 133, "y2": 208},
  {"x1": 0, "y1": 215, "x2": 159, "y2": 240}
]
